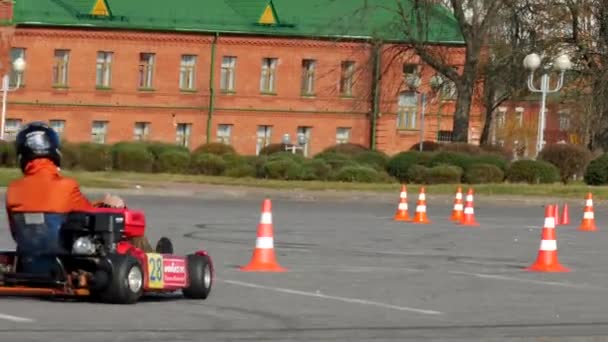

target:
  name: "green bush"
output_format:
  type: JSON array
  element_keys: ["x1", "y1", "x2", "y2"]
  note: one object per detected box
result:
[
  {"x1": 263, "y1": 158, "x2": 302, "y2": 180},
  {"x1": 505, "y1": 159, "x2": 560, "y2": 184},
  {"x1": 439, "y1": 142, "x2": 483, "y2": 155},
  {"x1": 190, "y1": 153, "x2": 226, "y2": 175},
  {"x1": 409, "y1": 140, "x2": 441, "y2": 152},
  {"x1": 464, "y1": 163, "x2": 505, "y2": 184},
  {"x1": 59, "y1": 141, "x2": 79, "y2": 169},
  {"x1": 353, "y1": 151, "x2": 389, "y2": 170},
  {"x1": 314, "y1": 152, "x2": 357, "y2": 171},
  {"x1": 156, "y1": 150, "x2": 191, "y2": 174},
  {"x1": 77, "y1": 143, "x2": 112, "y2": 171},
  {"x1": 386, "y1": 151, "x2": 427, "y2": 182},
  {"x1": 301, "y1": 158, "x2": 332, "y2": 181},
  {"x1": 428, "y1": 151, "x2": 473, "y2": 171},
  {"x1": 111, "y1": 143, "x2": 154, "y2": 172},
  {"x1": 426, "y1": 165, "x2": 463, "y2": 184},
  {"x1": 224, "y1": 164, "x2": 257, "y2": 178},
  {"x1": 259, "y1": 143, "x2": 299, "y2": 156},
  {"x1": 538, "y1": 143, "x2": 593, "y2": 183},
  {"x1": 479, "y1": 144, "x2": 513, "y2": 160},
  {"x1": 407, "y1": 164, "x2": 429, "y2": 184},
  {"x1": 584, "y1": 154, "x2": 608, "y2": 185},
  {"x1": 193, "y1": 142, "x2": 236, "y2": 156},
  {"x1": 321, "y1": 143, "x2": 369, "y2": 156},
  {"x1": 469, "y1": 154, "x2": 509, "y2": 172},
  {"x1": 0, "y1": 140, "x2": 16, "y2": 167},
  {"x1": 267, "y1": 151, "x2": 306, "y2": 163},
  {"x1": 333, "y1": 165, "x2": 381, "y2": 183}
]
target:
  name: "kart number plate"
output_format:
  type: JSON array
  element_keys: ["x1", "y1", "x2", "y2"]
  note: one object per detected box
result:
[{"x1": 146, "y1": 253, "x2": 164, "y2": 289}]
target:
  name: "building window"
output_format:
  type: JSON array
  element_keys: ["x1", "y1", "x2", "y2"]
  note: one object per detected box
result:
[
  {"x1": 260, "y1": 57, "x2": 277, "y2": 93},
  {"x1": 559, "y1": 111, "x2": 570, "y2": 131},
  {"x1": 9, "y1": 48, "x2": 25, "y2": 87},
  {"x1": 440, "y1": 68, "x2": 458, "y2": 100},
  {"x1": 4, "y1": 118, "x2": 21, "y2": 141},
  {"x1": 96, "y1": 51, "x2": 113, "y2": 88},
  {"x1": 396, "y1": 91, "x2": 418, "y2": 130},
  {"x1": 336, "y1": 127, "x2": 351, "y2": 144},
  {"x1": 301, "y1": 59, "x2": 316, "y2": 96},
  {"x1": 134, "y1": 122, "x2": 150, "y2": 141},
  {"x1": 49, "y1": 119, "x2": 65, "y2": 138},
  {"x1": 220, "y1": 56, "x2": 236, "y2": 92},
  {"x1": 256, "y1": 125, "x2": 272, "y2": 155},
  {"x1": 176, "y1": 123, "x2": 191, "y2": 147},
  {"x1": 91, "y1": 121, "x2": 108, "y2": 144},
  {"x1": 138, "y1": 53, "x2": 155, "y2": 89},
  {"x1": 515, "y1": 107, "x2": 524, "y2": 127},
  {"x1": 52, "y1": 49, "x2": 70, "y2": 87},
  {"x1": 179, "y1": 55, "x2": 197, "y2": 90},
  {"x1": 340, "y1": 61, "x2": 355, "y2": 96},
  {"x1": 297, "y1": 126, "x2": 312, "y2": 157},
  {"x1": 496, "y1": 108, "x2": 506, "y2": 129},
  {"x1": 217, "y1": 124, "x2": 232, "y2": 145}
]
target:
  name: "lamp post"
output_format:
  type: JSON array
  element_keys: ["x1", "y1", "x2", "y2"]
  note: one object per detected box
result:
[
  {"x1": 0, "y1": 57, "x2": 26, "y2": 140},
  {"x1": 406, "y1": 72, "x2": 444, "y2": 151},
  {"x1": 523, "y1": 53, "x2": 571, "y2": 157},
  {"x1": 282, "y1": 132, "x2": 308, "y2": 154}
]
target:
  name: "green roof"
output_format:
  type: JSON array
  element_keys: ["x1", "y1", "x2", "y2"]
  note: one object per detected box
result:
[{"x1": 12, "y1": 0, "x2": 464, "y2": 44}]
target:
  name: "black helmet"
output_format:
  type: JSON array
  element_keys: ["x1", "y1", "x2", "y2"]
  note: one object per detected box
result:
[{"x1": 15, "y1": 121, "x2": 61, "y2": 171}]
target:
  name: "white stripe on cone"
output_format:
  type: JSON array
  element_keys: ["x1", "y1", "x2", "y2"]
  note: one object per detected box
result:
[
  {"x1": 454, "y1": 204, "x2": 463, "y2": 210},
  {"x1": 464, "y1": 207, "x2": 474, "y2": 214},
  {"x1": 419, "y1": 193, "x2": 426, "y2": 201},
  {"x1": 260, "y1": 212, "x2": 272, "y2": 224},
  {"x1": 466, "y1": 195, "x2": 473, "y2": 202},
  {"x1": 398, "y1": 202, "x2": 408, "y2": 210},
  {"x1": 256, "y1": 237, "x2": 274, "y2": 249},
  {"x1": 544, "y1": 217, "x2": 555, "y2": 228},
  {"x1": 584, "y1": 211, "x2": 594, "y2": 219},
  {"x1": 539, "y1": 239, "x2": 557, "y2": 251},
  {"x1": 586, "y1": 199, "x2": 593, "y2": 207},
  {"x1": 416, "y1": 205, "x2": 426, "y2": 212},
  {"x1": 400, "y1": 192, "x2": 407, "y2": 199},
  {"x1": 456, "y1": 193, "x2": 462, "y2": 200}
]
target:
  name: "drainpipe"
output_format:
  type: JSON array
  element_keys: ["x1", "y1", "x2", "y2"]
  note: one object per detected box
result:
[
  {"x1": 370, "y1": 40, "x2": 382, "y2": 151},
  {"x1": 206, "y1": 32, "x2": 219, "y2": 144}
]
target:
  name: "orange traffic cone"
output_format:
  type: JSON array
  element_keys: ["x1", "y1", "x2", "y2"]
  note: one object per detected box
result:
[
  {"x1": 458, "y1": 188, "x2": 479, "y2": 226},
  {"x1": 411, "y1": 187, "x2": 431, "y2": 224},
  {"x1": 561, "y1": 203, "x2": 570, "y2": 225},
  {"x1": 553, "y1": 203, "x2": 560, "y2": 226},
  {"x1": 393, "y1": 184, "x2": 411, "y2": 221},
  {"x1": 240, "y1": 198, "x2": 287, "y2": 272},
  {"x1": 526, "y1": 204, "x2": 569, "y2": 272},
  {"x1": 578, "y1": 193, "x2": 598, "y2": 232},
  {"x1": 450, "y1": 187, "x2": 464, "y2": 222}
]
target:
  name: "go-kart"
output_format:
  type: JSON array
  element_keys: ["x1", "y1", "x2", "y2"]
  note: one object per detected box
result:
[{"x1": 0, "y1": 207, "x2": 213, "y2": 304}]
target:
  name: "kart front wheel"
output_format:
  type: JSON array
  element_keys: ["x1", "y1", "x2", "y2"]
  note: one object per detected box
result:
[
  {"x1": 183, "y1": 254, "x2": 212, "y2": 299},
  {"x1": 94, "y1": 254, "x2": 143, "y2": 304}
]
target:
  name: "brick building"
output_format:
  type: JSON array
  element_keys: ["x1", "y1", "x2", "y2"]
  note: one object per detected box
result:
[{"x1": 0, "y1": 0, "x2": 479, "y2": 156}]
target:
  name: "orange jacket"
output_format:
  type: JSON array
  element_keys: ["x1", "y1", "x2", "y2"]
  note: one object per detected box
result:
[{"x1": 5, "y1": 159, "x2": 96, "y2": 222}]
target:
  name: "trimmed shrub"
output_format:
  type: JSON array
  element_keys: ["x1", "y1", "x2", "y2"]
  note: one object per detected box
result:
[
  {"x1": 584, "y1": 154, "x2": 608, "y2": 185},
  {"x1": 190, "y1": 153, "x2": 226, "y2": 175},
  {"x1": 407, "y1": 164, "x2": 429, "y2": 184},
  {"x1": 301, "y1": 158, "x2": 332, "y2": 181},
  {"x1": 464, "y1": 163, "x2": 505, "y2": 184},
  {"x1": 505, "y1": 159, "x2": 560, "y2": 184},
  {"x1": 314, "y1": 151, "x2": 357, "y2": 171},
  {"x1": 353, "y1": 150, "x2": 389, "y2": 170},
  {"x1": 321, "y1": 143, "x2": 369, "y2": 156},
  {"x1": 193, "y1": 142, "x2": 236, "y2": 156},
  {"x1": 111, "y1": 143, "x2": 154, "y2": 172},
  {"x1": 469, "y1": 154, "x2": 509, "y2": 172},
  {"x1": 0, "y1": 140, "x2": 16, "y2": 167},
  {"x1": 428, "y1": 151, "x2": 473, "y2": 170},
  {"x1": 386, "y1": 151, "x2": 427, "y2": 182},
  {"x1": 156, "y1": 150, "x2": 191, "y2": 174},
  {"x1": 259, "y1": 143, "x2": 301, "y2": 156},
  {"x1": 409, "y1": 140, "x2": 441, "y2": 152},
  {"x1": 59, "y1": 141, "x2": 80, "y2": 169},
  {"x1": 538, "y1": 143, "x2": 593, "y2": 183},
  {"x1": 224, "y1": 164, "x2": 256, "y2": 178},
  {"x1": 439, "y1": 142, "x2": 483, "y2": 155},
  {"x1": 480, "y1": 144, "x2": 513, "y2": 161},
  {"x1": 263, "y1": 158, "x2": 302, "y2": 180},
  {"x1": 267, "y1": 151, "x2": 306, "y2": 163},
  {"x1": 333, "y1": 165, "x2": 380, "y2": 183},
  {"x1": 77, "y1": 143, "x2": 112, "y2": 171},
  {"x1": 426, "y1": 165, "x2": 463, "y2": 184}
]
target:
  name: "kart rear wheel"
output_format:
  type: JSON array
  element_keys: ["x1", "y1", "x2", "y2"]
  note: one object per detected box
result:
[
  {"x1": 94, "y1": 254, "x2": 143, "y2": 304},
  {"x1": 183, "y1": 254, "x2": 212, "y2": 299}
]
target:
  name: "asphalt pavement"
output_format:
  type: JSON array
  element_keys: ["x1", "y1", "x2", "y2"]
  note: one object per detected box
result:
[{"x1": 1, "y1": 188, "x2": 608, "y2": 341}]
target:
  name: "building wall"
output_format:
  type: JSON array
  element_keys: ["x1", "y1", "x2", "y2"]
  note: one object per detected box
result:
[{"x1": 4, "y1": 26, "x2": 477, "y2": 156}]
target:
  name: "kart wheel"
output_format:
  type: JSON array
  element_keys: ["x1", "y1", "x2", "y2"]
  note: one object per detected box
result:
[
  {"x1": 183, "y1": 254, "x2": 213, "y2": 299},
  {"x1": 94, "y1": 254, "x2": 143, "y2": 304},
  {"x1": 155, "y1": 237, "x2": 174, "y2": 254}
]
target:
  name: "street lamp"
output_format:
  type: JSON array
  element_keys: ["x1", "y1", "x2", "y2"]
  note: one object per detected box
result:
[
  {"x1": 282, "y1": 132, "x2": 308, "y2": 154},
  {"x1": 0, "y1": 57, "x2": 26, "y2": 140},
  {"x1": 523, "y1": 52, "x2": 571, "y2": 157}
]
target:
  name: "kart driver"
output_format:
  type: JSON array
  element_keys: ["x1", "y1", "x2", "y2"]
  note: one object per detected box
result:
[{"x1": 5, "y1": 121, "x2": 153, "y2": 273}]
